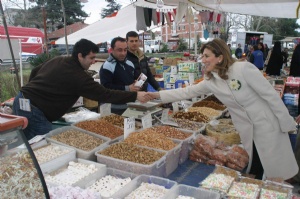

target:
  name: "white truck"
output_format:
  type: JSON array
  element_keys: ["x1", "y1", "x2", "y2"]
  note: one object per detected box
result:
[
  {"x1": 0, "y1": 39, "x2": 19, "y2": 64},
  {"x1": 235, "y1": 31, "x2": 273, "y2": 53},
  {"x1": 144, "y1": 40, "x2": 160, "y2": 53}
]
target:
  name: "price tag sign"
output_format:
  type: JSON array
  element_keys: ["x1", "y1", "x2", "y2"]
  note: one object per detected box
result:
[
  {"x1": 100, "y1": 103, "x2": 111, "y2": 117},
  {"x1": 161, "y1": 108, "x2": 170, "y2": 122},
  {"x1": 142, "y1": 113, "x2": 152, "y2": 129},
  {"x1": 188, "y1": 73, "x2": 195, "y2": 85},
  {"x1": 172, "y1": 102, "x2": 179, "y2": 113},
  {"x1": 181, "y1": 101, "x2": 188, "y2": 112},
  {"x1": 124, "y1": 117, "x2": 135, "y2": 138}
]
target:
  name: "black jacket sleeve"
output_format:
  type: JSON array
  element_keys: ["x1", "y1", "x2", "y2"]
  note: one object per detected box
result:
[{"x1": 100, "y1": 67, "x2": 126, "y2": 91}]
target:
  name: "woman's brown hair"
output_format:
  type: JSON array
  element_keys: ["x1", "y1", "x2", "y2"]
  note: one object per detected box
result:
[{"x1": 200, "y1": 38, "x2": 235, "y2": 80}]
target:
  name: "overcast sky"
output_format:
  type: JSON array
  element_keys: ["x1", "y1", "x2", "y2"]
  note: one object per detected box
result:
[{"x1": 82, "y1": 0, "x2": 133, "y2": 24}]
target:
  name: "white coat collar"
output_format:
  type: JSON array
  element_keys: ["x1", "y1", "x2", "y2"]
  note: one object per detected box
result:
[{"x1": 211, "y1": 71, "x2": 222, "y2": 80}]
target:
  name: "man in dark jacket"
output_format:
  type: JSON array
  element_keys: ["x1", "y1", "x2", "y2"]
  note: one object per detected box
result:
[
  {"x1": 100, "y1": 37, "x2": 140, "y2": 114},
  {"x1": 126, "y1": 31, "x2": 162, "y2": 92},
  {"x1": 235, "y1": 43, "x2": 242, "y2": 59},
  {"x1": 250, "y1": 45, "x2": 264, "y2": 70},
  {"x1": 13, "y1": 39, "x2": 151, "y2": 140}
]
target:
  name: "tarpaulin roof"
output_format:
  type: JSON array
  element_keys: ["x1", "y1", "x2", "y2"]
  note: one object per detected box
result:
[{"x1": 142, "y1": 0, "x2": 299, "y2": 18}]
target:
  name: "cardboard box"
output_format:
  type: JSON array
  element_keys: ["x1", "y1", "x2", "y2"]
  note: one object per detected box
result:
[
  {"x1": 163, "y1": 58, "x2": 178, "y2": 66},
  {"x1": 177, "y1": 62, "x2": 199, "y2": 72},
  {"x1": 163, "y1": 73, "x2": 178, "y2": 84}
]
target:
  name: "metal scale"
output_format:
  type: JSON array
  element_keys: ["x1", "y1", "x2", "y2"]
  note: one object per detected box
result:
[{"x1": 122, "y1": 101, "x2": 163, "y2": 120}]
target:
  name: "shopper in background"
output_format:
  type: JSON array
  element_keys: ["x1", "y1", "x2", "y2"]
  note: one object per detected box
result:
[
  {"x1": 126, "y1": 31, "x2": 162, "y2": 92},
  {"x1": 250, "y1": 45, "x2": 264, "y2": 71},
  {"x1": 289, "y1": 45, "x2": 300, "y2": 77},
  {"x1": 258, "y1": 42, "x2": 266, "y2": 60},
  {"x1": 148, "y1": 38, "x2": 298, "y2": 180},
  {"x1": 235, "y1": 43, "x2": 243, "y2": 59},
  {"x1": 13, "y1": 38, "x2": 151, "y2": 140},
  {"x1": 265, "y1": 41, "x2": 284, "y2": 76},
  {"x1": 100, "y1": 37, "x2": 141, "y2": 115},
  {"x1": 246, "y1": 45, "x2": 254, "y2": 61}
]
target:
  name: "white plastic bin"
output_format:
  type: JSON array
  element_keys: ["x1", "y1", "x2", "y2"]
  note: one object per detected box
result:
[
  {"x1": 111, "y1": 174, "x2": 177, "y2": 199},
  {"x1": 46, "y1": 126, "x2": 110, "y2": 161},
  {"x1": 95, "y1": 143, "x2": 167, "y2": 177},
  {"x1": 85, "y1": 168, "x2": 137, "y2": 199},
  {"x1": 163, "y1": 184, "x2": 221, "y2": 199},
  {"x1": 172, "y1": 128, "x2": 196, "y2": 164},
  {"x1": 72, "y1": 120, "x2": 124, "y2": 144},
  {"x1": 34, "y1": 142, "x2": 76, "y2": 173},
  {"x1": 44, "y1": 158, "x2": 106, "y2": 188}
]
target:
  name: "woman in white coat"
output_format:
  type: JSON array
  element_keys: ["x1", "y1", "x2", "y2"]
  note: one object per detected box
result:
[{"x1": 150, "y1": 39, "x2": 298, "y2": 180}]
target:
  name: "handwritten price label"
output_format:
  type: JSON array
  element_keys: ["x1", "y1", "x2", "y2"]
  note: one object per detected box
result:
[
  {"x1": 142, "y1": 113, "x2": 152, "y2": 129},
  {"x1": 124, "y1": 117, "x2": 135, "y2": 138}
]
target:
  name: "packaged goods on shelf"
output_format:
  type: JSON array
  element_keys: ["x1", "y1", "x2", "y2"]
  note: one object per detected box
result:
[
  {"x1": 96, "y1": 142, "x2": 167, "y2": 177},
  {"x1": 111, "y1": 175, "x2": 177, "y2": 199},
  {"x1": 44, "y1": 158, "x2": 106, "y2": 188},
  {"x1": 177, "y1": 61, "x2": 200, "y2": 72},
  {"x1": 46, "y1": 126, "x2": 110, "y2": 161}
]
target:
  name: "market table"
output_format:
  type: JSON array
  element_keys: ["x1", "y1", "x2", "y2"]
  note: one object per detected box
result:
[{"x1": 167, "y1": 159, "x2": 215, "y2": 187}]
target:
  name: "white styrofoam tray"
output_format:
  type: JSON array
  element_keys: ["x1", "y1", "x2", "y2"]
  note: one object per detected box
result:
[{"x1": 46, "y1": 126, "x2": 111, "y2": 161}]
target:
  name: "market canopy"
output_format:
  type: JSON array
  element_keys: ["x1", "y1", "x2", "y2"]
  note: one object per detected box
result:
[
  {"x1": 55, "y1": 4, "x2": 137, "y2": 45},
  {"x1": 138, "y1": 0, "x2": 299, "y2": 18},
  {"x1": 55, "y1": 2, "x2": 175, "y2": 45}
]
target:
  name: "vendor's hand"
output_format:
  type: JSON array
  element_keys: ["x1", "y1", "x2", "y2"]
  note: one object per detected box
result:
[
  {"x1": 296, "y1": 115, "x2": 300, "y2": 124},
  {"x1": 137, "y1": 92, "x2": 152, "y2": 103},
  {"x1": 148, "y1": 92, "x2": 161, "y2": 99},
  {"x1": 129, "y1": 81, "x2": 141, "y2": 92}
]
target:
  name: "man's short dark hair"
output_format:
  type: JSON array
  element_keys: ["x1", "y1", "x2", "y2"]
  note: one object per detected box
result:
[
  {"x1": 253, "y1": 45, "x2": 259, "y2": 51},
  {"x1": 126, "y1": 31, "x2": 139, "y2": 40},
  {"x1": 111, "y1": 37, "x2": 126, "y2": 49},
  {"x1": 72, "y1": 39, "x2": 99, "y2": 58}
]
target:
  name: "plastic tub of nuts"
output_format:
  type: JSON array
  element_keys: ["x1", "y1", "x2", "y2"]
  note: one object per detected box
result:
[
  {"x1": 43, "y1": 158, "x2": 106, "y2": 188},
  {"x1": 72, "y1": 119, "x2": 124, "y2": 144},
  {"x1": 162, "y1": 184, "x2": 221, "y2": 199},
  {"x1": 85, "y1": 168, "x2": 137, "y2": 199},
  {"x1": 46, "y1": 126, "x2": 111, "y2": 161},
  {"x1": 33, "y1": 142, "x2": 76, "y2": 173},
  {"x1": 121, "y1": 129, "x2": 182, "y2": 177},
  {"x1": 111, "y1": 174, "x2": 177, "y2": 199},
  {"x1": 95, "y1": 142, "x2": 167, "y2": 177}
]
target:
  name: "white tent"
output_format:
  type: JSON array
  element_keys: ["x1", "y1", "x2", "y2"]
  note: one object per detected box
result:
[
  {"x1": 55, "y1": 2, "x2": 175, "y2": 45},
  {"x1": 141, "y1": 0, "x2": 299, "y2": 18},
  {"x1": 55, "y1": 4, "x2": 137, "y2": 45},
  {"x1": 55, "y1": 0, "x2": 299, "y2": 45}
]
